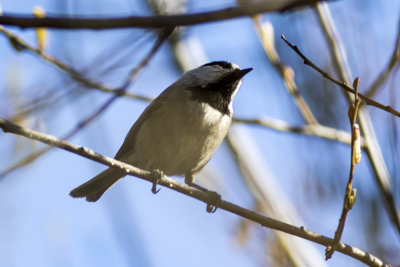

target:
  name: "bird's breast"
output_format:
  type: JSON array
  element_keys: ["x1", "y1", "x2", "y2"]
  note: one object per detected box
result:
[{"x1": 129, "y1": 100, "x2": 232, "y2": 176}]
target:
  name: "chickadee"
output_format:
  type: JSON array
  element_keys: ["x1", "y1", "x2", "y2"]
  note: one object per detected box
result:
[{"x1": 70, "y1": 61, "x2": 252, "y2": 202}]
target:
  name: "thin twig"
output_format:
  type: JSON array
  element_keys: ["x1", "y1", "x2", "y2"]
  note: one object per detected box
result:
[
  {"x1": 0, "y1": 27, "x2": 151, "y2": 101},
  {"x1": 281, "y1": 34, "x2": 400, "y2": 118},
  {"x1": 0, "y1": 0, "x2": 332, "y2": 30},
  {"x1": 0, "y1": 117, "x2": 390, "y2": 267},
  {"x1": 69, "y1": 27, "x2": 171, "y2": 136},
  {"x1": 325, "y1": 78, "x2": 361, "y2": 259}
]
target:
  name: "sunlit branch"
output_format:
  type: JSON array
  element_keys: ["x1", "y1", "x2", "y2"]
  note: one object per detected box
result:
[
  {"x1": 326, "y1": 78, "x2": 361, "y2": 259},
  {"x1": 281, "y1": 34, "x2": 400, "y2": 118},
  {"x1": 0, "y1": 117, "x2": 390, "y2": 267},
  {"x1": 233, "y1": 117, "x2": 359, "y2": 146}
]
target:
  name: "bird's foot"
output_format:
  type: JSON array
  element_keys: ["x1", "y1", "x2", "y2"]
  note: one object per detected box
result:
[
  {"x1": 185, "y1": 177, "x2": 221, "y2": 213},
  {"x1": 151, "y1": 169, "x2": 163, "y2": 194},
  {"x1": 205, "y1": 190, "x2": 221, "y2": 213}
]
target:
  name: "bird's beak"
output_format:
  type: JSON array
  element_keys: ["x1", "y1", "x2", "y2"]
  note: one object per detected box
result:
[{"x1": 239, "y1": 68, "x2": 253, "y2": 77}]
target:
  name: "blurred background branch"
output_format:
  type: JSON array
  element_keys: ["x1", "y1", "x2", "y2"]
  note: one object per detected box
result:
[
  {"x1": 365, "y1": 15, "x2": 400, "y2": 98},
  {"x1": 0, "y1": 26, "x2": 152, "y2": 101}
]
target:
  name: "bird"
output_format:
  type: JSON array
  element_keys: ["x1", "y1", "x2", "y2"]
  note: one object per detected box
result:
[{"x1": 70, "y1": 61, "x2": 252, "y2": 202}]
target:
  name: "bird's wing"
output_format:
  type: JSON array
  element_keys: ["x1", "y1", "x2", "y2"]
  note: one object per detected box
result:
[
  {"x1": 114, "y1": 99, "x2": 162, "y2": 160},
  {"x1": 114, "y1": 84, "x2": 187, "y2": 160}
]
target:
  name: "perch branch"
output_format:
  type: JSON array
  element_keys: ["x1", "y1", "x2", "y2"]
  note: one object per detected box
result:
[{"x1": 0, "y1": 117, "x2": 390, "y2": 267}]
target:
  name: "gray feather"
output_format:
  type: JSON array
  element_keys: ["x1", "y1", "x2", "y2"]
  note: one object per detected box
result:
[
  {"x1": 69, "y1": 168, "x2": 125, "y2": 202},
  {"x1": 70, "y1": 61, "x2": 251, "y2": 202}
]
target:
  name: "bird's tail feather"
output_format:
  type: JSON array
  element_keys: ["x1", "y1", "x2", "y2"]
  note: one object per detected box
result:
[{"x1": 70, "y1": 168, "x2": 125, "y2": 202}]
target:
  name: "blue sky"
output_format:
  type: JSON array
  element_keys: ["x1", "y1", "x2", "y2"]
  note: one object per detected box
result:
[{"x1": 1, "y1": 0, "x2": 400, "y2": 266}]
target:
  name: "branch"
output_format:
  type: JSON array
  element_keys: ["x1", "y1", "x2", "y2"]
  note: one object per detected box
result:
[
  {"x1": 0, "y1": 27, "x2": 151, "y2": 102},
  {"x1": 226, "y1": 129, "x2": 328, "y2": 266},
  {"x1": 162, "y1": 12, "x2": 325, "y2": 264},
  {"x1": 0, "y1": 117, "x2": 390, "y2": 267},
  {"x1": 66, "y1": 27, "x2": 170, "y2": 136},
  {"x1": 364, "y1": 14, "x2": 400, "y2": 97},
  {"x1": 1, "y1": 115, "x2": 359, "y2": 179},
  {"x1": 232, "y1": 117, "x2": 361, "y2": 147},
  {"x1": 326, "y1": 78, "x2": 362, "y2": 259},
  {"x1": 0, "y1": 0, "x2": 332, "y2": 30},
  {"x1": 281, "y1": 34, "x2": 400, "y2": 118}
]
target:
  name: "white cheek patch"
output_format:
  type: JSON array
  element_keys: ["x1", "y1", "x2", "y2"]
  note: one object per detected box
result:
[
  {"x1": 201, "y1": 102, "x2": 231, "y2": 127},
  {"x1": 228, "y1": 80, "x2": 242, "y2": 113}
]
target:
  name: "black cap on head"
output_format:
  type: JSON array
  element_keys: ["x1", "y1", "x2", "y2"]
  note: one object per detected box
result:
[
  {"x1": 190, "y1": 61, "x2": 252, "y2": 115},
  {"x1": 203, "y1": 61, "x2": 234, "y2": 69}
]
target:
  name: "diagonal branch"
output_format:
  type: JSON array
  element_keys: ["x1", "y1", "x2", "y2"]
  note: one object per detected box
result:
[
  {"x1": 0, "y1": 27, "x2": 151, "y2": 101},
  {"x1": 0, "y1": 117, "x2": 390, "y2": 267},
  {"x1": 0, "y1": 0, "x2": 333, "y2": 30},
  {"x1": 365, "y1": 13, "x2": 400, "y2": 97},
  {"x1": 281, "y1": 34, "x2": 400, "y2": 118},
  {"x1": 2, "y1": 114, "x2": 358, "y2": 179}
]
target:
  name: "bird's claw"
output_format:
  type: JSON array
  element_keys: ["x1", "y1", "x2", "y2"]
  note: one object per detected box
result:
[
  {"x1": 206, "y1": 191, "x2": 221, "y2": 213},
  {"x1": 184, "y1": 178, "x2": 221, "y2": 213},
  {"x1": 151, "y1": 169, "x2": 163, "y2": 194}
]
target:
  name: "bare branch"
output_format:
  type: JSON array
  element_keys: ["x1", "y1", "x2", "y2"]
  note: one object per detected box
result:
[
  {"x1": 0, "y1": 27, "x2": 151, "y2": 101},
  {"x1": 0, "y1": 0, "x2": 332, "y2": 30},
  {"x1": 313, "y1": 2, "x2": 400, "y2": 236},
  {"x1": 233, "y1": 117, "x2": 360, "y2": 146},
  {"x1": 281, "y1": 34, "x2": 400, "y2": 118},
  {"x1": 1, "y1": 114, "x2": 358, "y2": 179},
  {"x1": 0, "y1": 117, "x2": 390, "y2": 267},
  {"x1": 326, "y1": 78, "x2": 362, "y2": 259}
]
